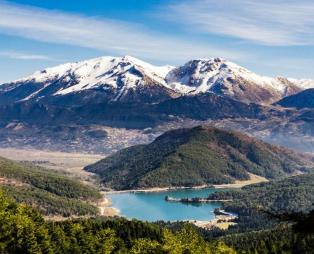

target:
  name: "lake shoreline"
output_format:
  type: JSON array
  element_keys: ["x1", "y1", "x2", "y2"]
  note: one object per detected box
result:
[
  {"x1": 103, "y1": 185, "x2": 214, "y2": 194},
  {"x1": 102, "y1": 176, "x2": 264, "y2": 223},
  {"x1": 103, "y1": 173, "x2": 268, "y2": 194},
  {"x1": 98, "y1": 196, "x2": 120, "y2": 217},
  {"x1": 190, "y1": 212, "x2": 238, "y2": 230},
  {"x1": 103, "y1": 182, "x2": 251, "y2": 194},
  {"x1": 103, "y1": 189, "x2": 237, "y2": 230},
  {"x1": 104, "y1": 187, "x2": 227, "y2": 222}
]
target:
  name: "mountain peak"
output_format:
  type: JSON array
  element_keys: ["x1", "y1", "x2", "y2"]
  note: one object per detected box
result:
[
  {"x1": 14, "y1": 55, "x2": 172, "y2": 83},
  {"x1": 165, "y1": 57, "x2": 307, "y2": 103},
  {"x1": 1, "y1": 55, "x2": 314, "y2": 105},
  {"x1": 6, "y1": 55, "x2": 175, "y2": 101}
]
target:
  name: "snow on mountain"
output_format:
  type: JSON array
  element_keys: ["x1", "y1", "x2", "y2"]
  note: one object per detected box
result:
[
  {"x1": 287, "y1": 78, "x2": 314, "y2": 90},
  {"x1": 10, "y1": 56, "x2": 174, "y2": 101},
  {"x1": 165, "y1": 58, "x2": 311, "y2": 104},
  {"x1": 1, "y1": 56, "x2": 313, "y2": 105}
]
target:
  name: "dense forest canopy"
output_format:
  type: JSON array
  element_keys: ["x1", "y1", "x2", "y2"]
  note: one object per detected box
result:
[
  {"x1": 1, "y1": 189, "x2": 314, "y2": 253},
  {"x1": 0, "y1": 191, "x2": 237, "y2": 254},
  {"x1": 0, "y1": 157, "x2": 101, "y2": 216},
  {"x1": 208, "y1": 173, "x2": 314, "y2": 214}
]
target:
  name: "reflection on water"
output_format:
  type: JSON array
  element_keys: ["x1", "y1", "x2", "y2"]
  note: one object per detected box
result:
[
  {"x1": 180, "y1": 202, "x2": 203, "y2": 207},
  {"x1": 108, "y1": 188, "x2": 227, "y2": 222}
]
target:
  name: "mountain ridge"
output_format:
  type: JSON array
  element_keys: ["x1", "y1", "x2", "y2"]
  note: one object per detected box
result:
[
  {"x1": 0, "y1": 55, "x2": 313, "y2": 153},
  {"x1": 276, "y1": 88, "x2": 314, "y2": 109},
  {"x1": 2, "y1": 55, "x2": 314, "y2": 105}
]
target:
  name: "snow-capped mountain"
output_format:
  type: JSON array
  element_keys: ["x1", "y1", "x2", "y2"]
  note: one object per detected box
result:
[
  {"x1": 0, "y1": 56, "x2": 313, "y2": 153},
  {"x1": 1, "y1": 55, "x2": 313, "y2": 106},
  {"x1": 0, "y1": 56, "x2": 177, "y2": 105},
  {"x1": 166, "y1": 58, "x2": 312, "y2": 104}
]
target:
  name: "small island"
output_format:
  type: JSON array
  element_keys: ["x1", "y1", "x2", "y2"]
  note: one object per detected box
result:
[{"x1": 164, "y1": 195, "x2": 231, "y2": 203}]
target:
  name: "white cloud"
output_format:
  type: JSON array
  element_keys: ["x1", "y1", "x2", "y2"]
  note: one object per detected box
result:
[
  {"x1": 0, "y1": 1, "x2": 246, "y2": 63},
  {"x1": 0, "y1": 51, "x2": 52, "y2": 60},
  {"x1": 167, "y1": 0, "x2": 314, "y2": 46}
]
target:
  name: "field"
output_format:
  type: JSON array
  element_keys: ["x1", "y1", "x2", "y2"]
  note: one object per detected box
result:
[
  {"x1": 0, "y1": 147, "x2": 122, "y2": 217},
  {"x1": 0, "y1": 147, "x2": 103, "y2": 183},
  {"x1": 213, "y1": 173, "x2": 268, "y2": 188}
]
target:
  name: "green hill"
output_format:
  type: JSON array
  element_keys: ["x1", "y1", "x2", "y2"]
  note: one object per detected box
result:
[
  {"x1": 209, "y1": 173, "x2": 314, "y2": 214},
  {"x1": 203, "y1": 172, "x2": 314, "y2": 253},
  {"x1": 85, "y1": 126, "x2": 314, "y2": 190},
  {"x1": 0, "y1": 157, "x2": 102, "y2": 216}
]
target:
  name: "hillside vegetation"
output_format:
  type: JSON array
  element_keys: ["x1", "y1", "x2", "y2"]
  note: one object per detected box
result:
[
  {"x1": 208, "y1": 173, "x2": 314, "y2": 214},
  {"x1": 1, "y1": 189, "x2": 314, "y2": 253},
  {"x1": 201, "y1": 173, "x2": 314, "y2": 253},
  {"x1": 86, "y1": 126, "x2": 314, "y2": 190},
  {"x1": 0, "y1": 157, "x2": 101, "y2": 216},
  {"x1": 0, "y1": 191, "x2": 236, "y2": 254}
]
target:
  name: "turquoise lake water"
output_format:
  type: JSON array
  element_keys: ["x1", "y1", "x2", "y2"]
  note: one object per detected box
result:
[{"x1": 107, "y1": 188, "x2": 225, "y2": 222}]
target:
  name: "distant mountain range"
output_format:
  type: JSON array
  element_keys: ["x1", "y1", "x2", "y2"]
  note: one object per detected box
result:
[
  {"x1": 85, "y1": 126, "x2": 314, "y2": 190},
  {"x1": 0, "y1": 55, "x2": 313, "y2": 126},
  {"x1": 1, "y1": 56, "x2": 313, "y2": 106},
  {"x1": 0, "y1": 55, "x2": 313, "y2": 153}
]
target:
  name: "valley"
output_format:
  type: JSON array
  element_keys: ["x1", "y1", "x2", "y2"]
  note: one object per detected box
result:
[
  {"x1": 2, "y1": 0, "x2": 314, "y2": 252},
  {"x1": 0, "y1": 55, "x2": 313, "y2": 253},
  {"x1": 0, "y1": 123, "x2": 154, "y2": 154},
  {"x1": 0, "y1": 147, "x2": 102, "y2": 182}
]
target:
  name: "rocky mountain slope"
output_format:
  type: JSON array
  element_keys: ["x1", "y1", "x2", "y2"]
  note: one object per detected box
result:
[
  {"x1": 85, "y1": 126, "x2": 314, "y2": 190},
  {"x1": 0, "y1": 56, "x2": 177, "y2": 106},
  {"x1": 1, "y1": 56, "x2": 313, "y2": 106},
  {"x1": 1, "y1": 55, "x2": 310, "y2": 126},
  {"x1": 0, "y1": 55, "x2": 313, "y2": 154},
  {"x1": 276, "y1": 88, "x2": 314, "y2": 109},
  {"x1": 166, "y1": 58, "x2": 311, "y2": 104}
]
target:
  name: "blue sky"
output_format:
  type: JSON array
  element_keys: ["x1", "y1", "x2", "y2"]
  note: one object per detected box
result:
[{"x1": 0, "y1": 0, "x2": 314, "y2": 83}]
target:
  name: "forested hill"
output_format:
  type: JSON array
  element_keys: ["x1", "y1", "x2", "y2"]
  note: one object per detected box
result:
[
  {"x1": 0, "y1": 157, "x2": 101, "y2": 216},
  {"x1": 209, "y1": 173, "x2": 314, "y2": 214},
  {"x1": 201, "y1": 173, "x2": 314, "y2": 253},
  {"x1": 85, "y1": 126, "x2": 314, "y2": 190}
]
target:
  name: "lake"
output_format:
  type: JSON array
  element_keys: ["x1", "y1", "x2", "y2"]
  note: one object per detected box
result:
[{"x1": 107, "y1": 188, "x2": 226, "y2": 222}]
